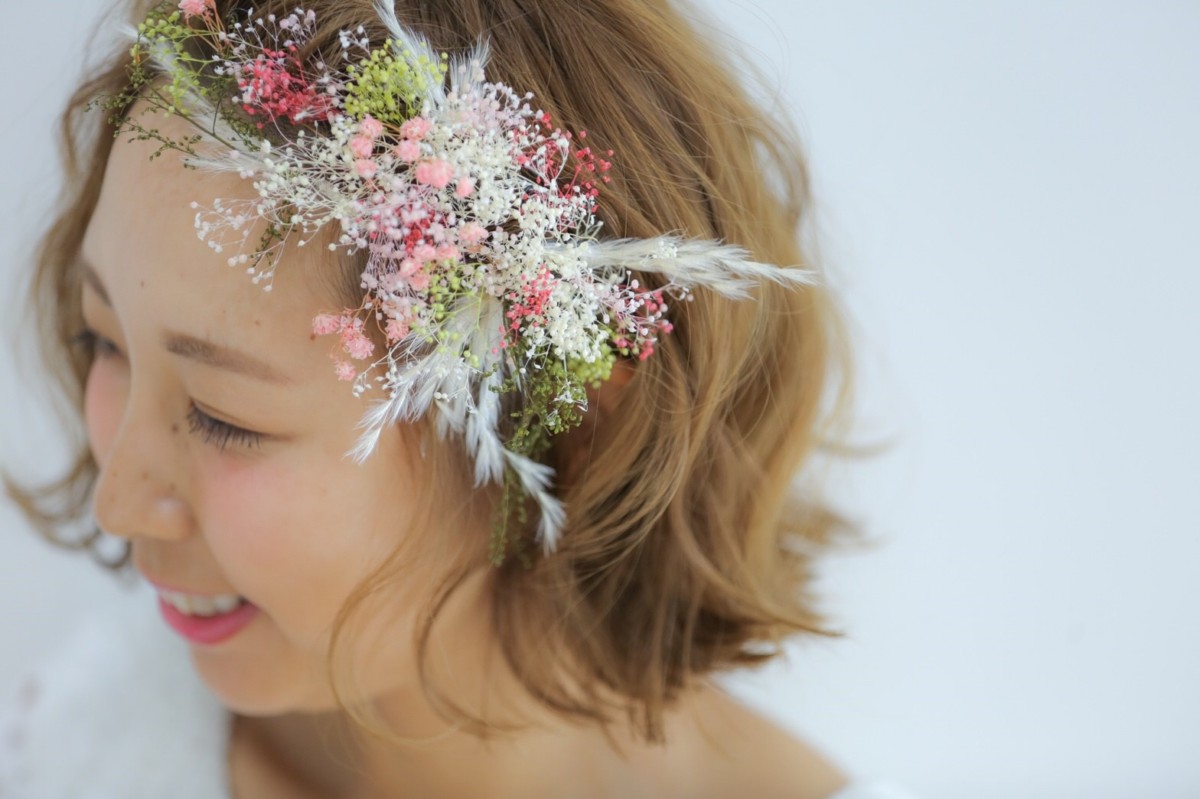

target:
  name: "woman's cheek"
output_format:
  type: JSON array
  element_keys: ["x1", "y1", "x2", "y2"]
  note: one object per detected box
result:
[
  {"x1": 83, "y1": 360, "x2": 125, "y2": 465},
  {"x1": 198, "y1": 456, "x2": 337, "y2": 612},
  {"x1": 203, "y1": 453, "x2": 379, "y2": 620},
  {"x1": 200, "y1": 455, "x2": 296, "y2": 572}
]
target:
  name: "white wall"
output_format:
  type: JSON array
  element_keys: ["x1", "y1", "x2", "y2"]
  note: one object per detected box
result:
[{"x1": 2, "y1": 2, "x2": 1197, "y2": 797}]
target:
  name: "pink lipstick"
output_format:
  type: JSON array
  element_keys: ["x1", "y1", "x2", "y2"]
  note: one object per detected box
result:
[{"x1": 156, "y1": 595, "x2": 260, "y2": 645}]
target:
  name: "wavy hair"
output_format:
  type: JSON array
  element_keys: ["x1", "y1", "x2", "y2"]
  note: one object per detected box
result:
[{"x1": 6, "y1": 0, "x2": 858, "y2": 745}]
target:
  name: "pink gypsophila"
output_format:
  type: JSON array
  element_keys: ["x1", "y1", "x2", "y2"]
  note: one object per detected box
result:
[
  {"x1": 348, "y1": 136, "x2": 374, "y2": 159},
  {"x1": 393, "y1": 140, "x2": 421, "y2": 162},
  {"x1": 178, "y1": 0, "x2": 213, "y2": 18},
  {"x1": 400, "y1": 116, "x2": 432, "y2": 140},
  {"x1": 414, "y1": 159, "x2": 454, "y2": 188},
  {"x1": 344, "y1": 332, "x2": 375, "y2": 360},
  {"x1": 312, "y1": 313, "x2": 342, "y2": 336},
  {"x1": 359, "y1": 116, "x2": 384, "y2": 139}
]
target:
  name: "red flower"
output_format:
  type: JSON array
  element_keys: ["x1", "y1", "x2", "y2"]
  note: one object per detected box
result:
[{"x1": 238, "y1": 49, "x2": 330, "y2": 126}]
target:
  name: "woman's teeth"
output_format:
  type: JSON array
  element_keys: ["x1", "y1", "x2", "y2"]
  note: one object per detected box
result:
[{"x1": 159, "y1": 590, "x2": 244, "y2": 617}]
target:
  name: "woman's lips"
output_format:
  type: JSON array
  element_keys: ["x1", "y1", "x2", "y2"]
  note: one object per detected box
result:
[{"x1": 156, "y1": 594, "x2": 260, "y2": 645}]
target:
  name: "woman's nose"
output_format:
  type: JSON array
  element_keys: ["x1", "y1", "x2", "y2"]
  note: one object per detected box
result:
[{"x1": 91, "y1": 404, "x2": 194, "y2": 543}]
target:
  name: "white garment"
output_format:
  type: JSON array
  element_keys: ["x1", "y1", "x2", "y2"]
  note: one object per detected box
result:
[
  {"x1": 829, "y1": 783, "x2": 922, "y2": 799},
  {"x1": 0, "y1": 583, "x2": 229, "y2": 799},
  {"x1": 0, "y1": 584, "x2": 918, "y2": 799}
]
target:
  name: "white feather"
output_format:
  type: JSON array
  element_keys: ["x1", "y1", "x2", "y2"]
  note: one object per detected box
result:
[
  {"x1": 447, "y1": 38, "x2": 491, "y2": 99},
  {"x1": 347, "y1": 401, "x2": 391, "y2": 463},
  {"x1": 581, "y1": 237, "x2": 819, "y2": 297},
  {"x1": 503, "y1": 450, "x2": 566, "y2": 552},
  {"x1": 467, "y1": 375, "x2": 506, "y2": 486},
  {"x1": 464, "y1": 297, "x2": 507, "y2": 485}
]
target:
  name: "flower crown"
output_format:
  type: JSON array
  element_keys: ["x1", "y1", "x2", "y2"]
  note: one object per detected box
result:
[{"x1": 104, "y1": 0, "x2": 815, "y2": 563}]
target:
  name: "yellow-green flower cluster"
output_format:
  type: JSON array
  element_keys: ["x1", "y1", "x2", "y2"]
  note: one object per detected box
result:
[
  {"x1": 132, "y1": 9, "x2": 214, "y2": 115},
  {"x1": 568, "y1": 343, "x2": 616, "y2": 387},
  {"x1": 344, "y1": 40, "x2": 447, "y2": 124}
]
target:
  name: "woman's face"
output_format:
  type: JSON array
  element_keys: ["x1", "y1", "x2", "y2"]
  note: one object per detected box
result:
[{"x1": 79, "y1": 110, "x2": 491, "y2": 715}]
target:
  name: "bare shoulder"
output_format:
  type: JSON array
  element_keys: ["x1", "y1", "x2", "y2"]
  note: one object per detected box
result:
[{"x1": 654, "y1": 681, "x2": 852, "y2": 799}]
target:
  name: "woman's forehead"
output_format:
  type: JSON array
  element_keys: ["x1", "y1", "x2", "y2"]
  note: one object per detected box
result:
[{"x1": 83, "y1": 107, "x2": 338, "y2": 372}]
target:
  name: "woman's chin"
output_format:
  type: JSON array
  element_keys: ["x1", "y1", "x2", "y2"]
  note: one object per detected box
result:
[{"x1": 187, "y1": 645, "x2": 313, "y2": 717}]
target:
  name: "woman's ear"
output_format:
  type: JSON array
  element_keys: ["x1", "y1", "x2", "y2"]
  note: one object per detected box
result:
[
  {"x1": 556, "y1": 358, "x2": 636, "y2": 487},
  {"x1": 590, "y1": 357, "x2": 636, "y2": 421}
]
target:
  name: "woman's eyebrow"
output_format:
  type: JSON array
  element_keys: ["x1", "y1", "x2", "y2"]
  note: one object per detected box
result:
[
  {"x1": 81, "y1": 258, "x2": 293, "y2": 385},
  {"x1": 161, "y1": 331, "x2": 294, "y2": 385}
]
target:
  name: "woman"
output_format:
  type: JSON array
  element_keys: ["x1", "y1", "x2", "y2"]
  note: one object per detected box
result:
[{"x1": 2, "y1": 0, "x2": 916, "y2": 796}]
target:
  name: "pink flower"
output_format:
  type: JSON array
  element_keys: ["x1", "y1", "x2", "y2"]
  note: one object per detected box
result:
[
  {"x1": 344, "y1": 333, "x2": 375, "y2": 360},
  {"x1": 355, "y1": 158, "x2": 378, "y2": 179},
  {"x1": 400, "y1": 116, "x2": 432, "y2": 140},
  {"x1": 359, "y1": 116, "x2": 384, "y2": 140},
  {"x1": 334, "y1": 360, "x2": 356, "y2": 381},
  {"x1": 435, "y1": 244, "x2": 460, "y2": 261},
  {"x1": 237, "y1": 52, "x2": 331, "y2": 125},
  {"x1": 414, "y1": 159, "x2": 453, "y2": 189},
  {"x1": 178, "y1": 0, "x2": 213, "y2": 18},
  {"x1": 393, "y1": 140, "x2": 421, "y2": 162},
  {"x1": 455, "y1": 177, "x2": 475, "y2": 198},
  {"x1": 400, "y1": 257, "x2": 422, "y2": 276},
  {"x1": 338, "y1": 317, "x2": 364, "y2": 341},
  {"x1": 312, "y1": 313, "x2": 342, "y2": 336},
  {"x1": 457, "y1": 222, "x2": 488, "y2": 246},
  {"x1": 385, "y1": 318, "x2": 410, "y2": 343},
  {"x1": 348, "y1": 136, "x2": 374, "y2": 159},
  {"x1": 408, "y1": 271, "x2": 431, "y2": 291},
  {"x1": 412, "y1": 243, "x2": 437, "y2": 262}
]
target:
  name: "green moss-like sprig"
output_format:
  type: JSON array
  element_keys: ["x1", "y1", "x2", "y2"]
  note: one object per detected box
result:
[{"x1": 344, "y1": 40, "x2": 447, "y2": 125}]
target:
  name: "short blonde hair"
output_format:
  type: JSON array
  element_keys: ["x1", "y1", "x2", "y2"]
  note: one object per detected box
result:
[{"x1": 7, "y1": 0, "x2": 857, "y2": 745}]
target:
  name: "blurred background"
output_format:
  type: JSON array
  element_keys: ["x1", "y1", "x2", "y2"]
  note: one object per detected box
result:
[{"x1": 2, "y1": 2, "x2": 1198, "y2": 797}]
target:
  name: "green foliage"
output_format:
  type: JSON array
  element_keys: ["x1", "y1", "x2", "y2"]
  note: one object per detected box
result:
[
  {"x1": 96, "y1": 2, "x2": 254, "y2": 160},
  {"x1": 344, "y1": 40, "x2": 447, "y2": 124},
  {"x1": 489, "y1": 357, "x2": 586, "y2": 566},
  {"x1": 568, "y1": 342, "x2": 615, "y2": 388}
]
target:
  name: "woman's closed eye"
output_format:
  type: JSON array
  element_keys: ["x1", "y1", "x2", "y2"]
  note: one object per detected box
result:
[
  {"x1": 75, "y1": 326, "x2": 265, "y2": 451},
  {"x1": 186, "y1": 403, "x2": 266, "y2": 451},
  {"x1": 71, "y1": 327, "x2": 122, "y2": 360}
]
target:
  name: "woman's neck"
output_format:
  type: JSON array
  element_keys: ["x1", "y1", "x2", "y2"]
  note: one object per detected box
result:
[
  {"x1": 227, "y1": 567, "x2": 711, "y2": 799},
  {"x1": 229, "y1": 689, "x2": 687, "y2": 799}
]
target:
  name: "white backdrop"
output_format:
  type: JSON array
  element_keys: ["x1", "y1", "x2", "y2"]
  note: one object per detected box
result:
[{"x1": 2, "y1": 2, "x2": 1198, "y2": 797}]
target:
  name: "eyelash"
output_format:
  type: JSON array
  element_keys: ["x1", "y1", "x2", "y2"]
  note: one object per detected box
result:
[
  {"x1": 186, "y1": 404, "x2": 266, "y2": 451},
  {"x1": 73, "y1": 327, "x2": 266, "y2": 452},
  {"x1": 71, "y1": 328, "x2": 121, "y2": 360}
]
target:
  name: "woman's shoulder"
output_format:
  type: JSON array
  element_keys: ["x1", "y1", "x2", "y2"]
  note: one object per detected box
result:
[
  {"x1": 667, "y1": 683, "x2": 920, "y2": 799},
  {"x1": 0, "y1": 583, "x2": 231, "y2": 799}
]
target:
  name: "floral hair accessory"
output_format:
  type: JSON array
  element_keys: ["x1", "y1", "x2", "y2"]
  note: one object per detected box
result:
[{"x1": 103, "y1": 0, "x2": 816, "y2": 562}]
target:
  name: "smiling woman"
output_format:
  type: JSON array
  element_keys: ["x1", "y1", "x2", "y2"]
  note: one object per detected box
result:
[
  {"x1": 1, "y1": 0, "x2": 916, "y2": 797},
  {"x1": 72, "y1": 112, "x2": 480, "y2": 723}
]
